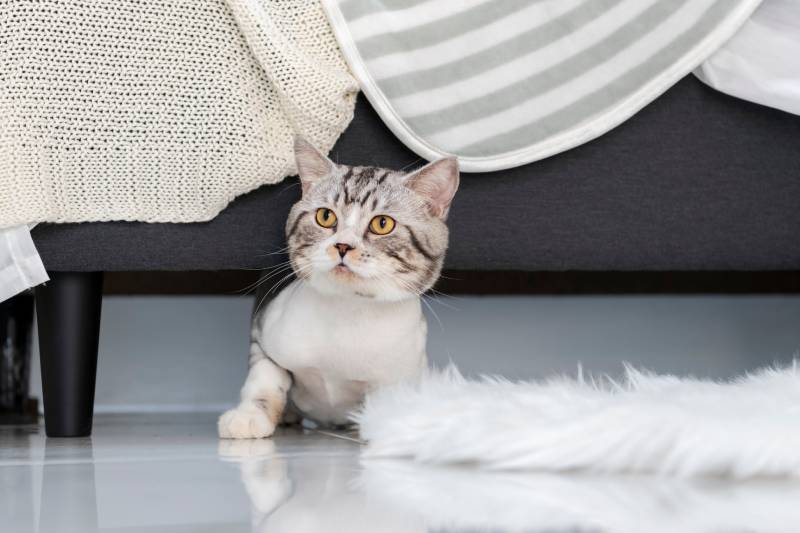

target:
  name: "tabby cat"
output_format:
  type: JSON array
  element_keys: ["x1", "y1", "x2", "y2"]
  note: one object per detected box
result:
[{"x1": 219, "y1": 137, "x2": 459, "y2": 438}]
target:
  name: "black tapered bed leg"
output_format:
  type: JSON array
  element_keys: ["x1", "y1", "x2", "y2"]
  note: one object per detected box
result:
[{"x1": 35, "y1": 272, "x2": 104, "y2": 437}]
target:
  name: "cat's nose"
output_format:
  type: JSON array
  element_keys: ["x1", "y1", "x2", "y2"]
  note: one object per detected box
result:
[{"x1": 335, "y1": 243, "x2": 354, "y2": 258}]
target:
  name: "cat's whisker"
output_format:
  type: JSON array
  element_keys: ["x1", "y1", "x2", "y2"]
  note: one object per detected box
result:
[
  {"x1": 235, "y1": 261, "x2": 298, "y2": 295},
  {"x1": 260, "y1": 243, "x2": 291, "y2": 252},
  {"x1": 420, "y1": 295, "x2": 445, "y2": 332},
  {"x1": 370, "y1": 263, "x2": 426, "y2": 299},
  {"x1": 258, "y1": 264, "x2": 298, "y2": 282},
  {"x1": 399, "y1": 157, "x2": 423, "y2": 172},
  {"x1": 254, "y1": 266, "x2": 306, "y2": 315},
  {"x1": 424, "y1": 296, "x2": 459, "y2": 313},
  {"x1": 254, "y1": 292, "x2": 271, "y2": 315},
  {"x1": 235, "y1": 275, "x2": 277, "y2": 296},
  {"x1": 247, "y1": 260, "x2": 294, "y2": 276},
  {"x1": 256, "y1": 248, "x2": 290, "y2": 258},
  {"x1": 264, "y1": 272, "x2": 299, "y2": 298},
  {"x1": 424, "y1": 290, "x2": 461, "y2": 311},
  {"x1": 262, "y1": 263, "x2": 314, "y2": 303},
  {"x1": 240, "y1": 260, "x2": 295, "y2": 281},
  {"x1": 276, "y1": 181, "x2": 301, "y2": 197},
  {"x1": 255, "y1": 243, "x2": 291, "y2": 257},
  {"x1": 264, "y1": 258, "x2": 294, "y2": 268},
  {"x1": 235, "y1": 268, "x2": 289, "y2": 294},
  {"x1": 428, "y1": 287, "x2": 460, "y2": 299},
  {"x1": 236, "y1": 266, "x2": 279, "y2": 271}
]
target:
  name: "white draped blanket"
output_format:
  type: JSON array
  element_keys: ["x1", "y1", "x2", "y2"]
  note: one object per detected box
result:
[
  {"x1": 0, "y1": 227, "x2": 47, "y2": 302},
  {"x1": 323, "y1": 0, "x2": 762, "y2": 171},
  {"x1": 695, "y1": 0, "x2": 800, "y2": 116}
]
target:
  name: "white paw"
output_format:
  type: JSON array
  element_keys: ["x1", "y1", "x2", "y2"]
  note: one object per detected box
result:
[{"x1": 218, "y1": 405, "x2": 276, "y2": 439}]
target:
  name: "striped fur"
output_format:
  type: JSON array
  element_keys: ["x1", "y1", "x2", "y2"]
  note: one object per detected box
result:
[{"x1": 285, "y1": 152, "x2": 457, "y2": 300}]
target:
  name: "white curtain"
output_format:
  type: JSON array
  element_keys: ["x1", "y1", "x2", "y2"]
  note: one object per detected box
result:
[{"x1": 0, "y1": 226, "x2": 48, "y2": 302}]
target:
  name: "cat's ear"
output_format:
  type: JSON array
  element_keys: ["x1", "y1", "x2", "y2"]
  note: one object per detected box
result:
[
  {"x1": 404, "y1": 157, "x2": 460, "y2": 219},
  {"x1": 294, "y1": 136, "x2": 334, "y2": 194}
]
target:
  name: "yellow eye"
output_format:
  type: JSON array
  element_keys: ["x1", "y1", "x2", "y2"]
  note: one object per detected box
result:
[
  {"x1": 315, "y1": 208, "x2": 337, "y2": 228},
  {"x1": 369, "y1": 215, "x2": 396, "y2": 235}
]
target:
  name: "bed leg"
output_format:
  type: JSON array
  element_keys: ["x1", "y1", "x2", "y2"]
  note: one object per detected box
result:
[{"x1": 35, "y1": 272, "x2": 104, "y2": 437}]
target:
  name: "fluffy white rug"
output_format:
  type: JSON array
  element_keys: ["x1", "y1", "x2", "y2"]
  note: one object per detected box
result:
[{"x1": 356, "y1": 363, "x2": 800, "y2": 478}]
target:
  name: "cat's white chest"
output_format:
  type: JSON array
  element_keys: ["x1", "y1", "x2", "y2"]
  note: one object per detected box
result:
[{"x1": 258, "y1": 281, "x2": 427, "y2": 424}]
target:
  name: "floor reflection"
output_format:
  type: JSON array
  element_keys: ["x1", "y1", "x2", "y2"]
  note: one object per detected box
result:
[
  {"x1": 223, "y1": 432, "x2": 800, "y2": 533},
  {"x1": 219, "y1": 435, "x2": 423, "y2": 532},
  {"x1": 360, "y1": 460, "x2": 800, "y2": 533},
  {"x1": 39, "y1": 439, "x2": 98, "y2": 533},
  {"x1": 3, "y1": 416, "x2": 800, "y2": 533}
]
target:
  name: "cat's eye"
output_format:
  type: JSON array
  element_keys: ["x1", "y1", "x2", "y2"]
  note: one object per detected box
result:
[
  {"x1": 369, "y1": 215, "x2": 396, "y2": 235},
  {"x1": 315, "y1": 208, "x2": 337, "y2": 228}
]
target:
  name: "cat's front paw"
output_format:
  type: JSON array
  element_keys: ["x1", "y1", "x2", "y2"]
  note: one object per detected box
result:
[{"x1": 218, "y1": 405, "x2": 276, "y2": 439}]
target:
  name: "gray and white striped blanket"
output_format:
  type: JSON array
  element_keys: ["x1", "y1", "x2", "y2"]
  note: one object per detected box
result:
[{"x1": 323, "y1": 0, "x2": 761, "y2": 171}]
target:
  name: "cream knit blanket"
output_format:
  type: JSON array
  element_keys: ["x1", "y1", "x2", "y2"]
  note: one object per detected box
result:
[{"x1": 0, "y1": 0, "x2": 358, "y2": 228}]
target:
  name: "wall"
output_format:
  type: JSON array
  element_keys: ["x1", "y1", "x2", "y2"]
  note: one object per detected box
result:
[{"x1": 29, "y1": 295, "x2": 800, "y2": 413}]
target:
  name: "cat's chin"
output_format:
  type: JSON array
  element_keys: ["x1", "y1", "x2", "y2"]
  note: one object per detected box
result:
[{"x1": 305, "y1": 270, "x2": 413, "y2": 302}]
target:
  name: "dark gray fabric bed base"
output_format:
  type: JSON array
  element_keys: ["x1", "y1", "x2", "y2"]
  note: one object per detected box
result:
[{"x1": 32, "y1": 76, "x2": 800, "y2": 272}]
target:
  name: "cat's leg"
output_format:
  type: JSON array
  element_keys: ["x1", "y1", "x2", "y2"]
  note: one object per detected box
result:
[
  {"x1": 278, "y1": 399, "x2": 303, "y2": 427},
  {"x1": 219, "y1": 342, "x2": 291, "y2": 439}
]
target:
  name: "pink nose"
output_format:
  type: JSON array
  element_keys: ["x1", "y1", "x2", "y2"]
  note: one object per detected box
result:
[{"x1": 335, "y1": 243, "x2": 353, "y2": 258}]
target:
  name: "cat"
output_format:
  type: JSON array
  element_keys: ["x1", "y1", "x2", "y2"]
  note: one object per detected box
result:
[{"x1": 218, "y1": 137, "x2": 459, "y2": 438}]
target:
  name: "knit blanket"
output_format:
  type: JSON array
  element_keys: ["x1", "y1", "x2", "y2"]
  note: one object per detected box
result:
[
  {"x1": 323, "y1": 0, "x2": 762, "y2": 172},
  {"x1": 0, "y1": 0, "x2": 358, "y2": 228}
]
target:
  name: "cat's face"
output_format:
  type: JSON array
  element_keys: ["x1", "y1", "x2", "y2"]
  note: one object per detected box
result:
[{"x1": 286, "y1": 137, "x2": 459, "y2": 301}]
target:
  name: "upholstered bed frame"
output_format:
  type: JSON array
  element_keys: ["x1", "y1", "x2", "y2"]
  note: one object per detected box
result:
[{"x1": 31, "y1": 76, "x2": 800, "y2": 436}]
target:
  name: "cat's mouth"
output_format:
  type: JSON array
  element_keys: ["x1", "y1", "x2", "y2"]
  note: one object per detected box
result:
[{"x1": 332, "y1": 264, "x2": 356, "y2": 277}]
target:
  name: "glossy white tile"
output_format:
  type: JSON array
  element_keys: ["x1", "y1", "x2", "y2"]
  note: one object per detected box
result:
[{"x1": 2, "y1": 414, "x2": 799, "y2": 533}]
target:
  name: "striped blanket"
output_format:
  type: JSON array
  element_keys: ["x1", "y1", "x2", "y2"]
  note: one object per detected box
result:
[{"x1": 323, "y1": 0, "x2": 762, "y2": 171}]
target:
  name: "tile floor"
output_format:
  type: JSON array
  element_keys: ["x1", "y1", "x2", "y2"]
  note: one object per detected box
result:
[{"x1": 2, "y1": 414, "x2": 799, "y2": 533}]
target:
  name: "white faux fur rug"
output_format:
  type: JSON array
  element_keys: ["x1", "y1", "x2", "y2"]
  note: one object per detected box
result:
[{"x1": 356, "y1": 363, "x2": 800, "y2": 478}]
